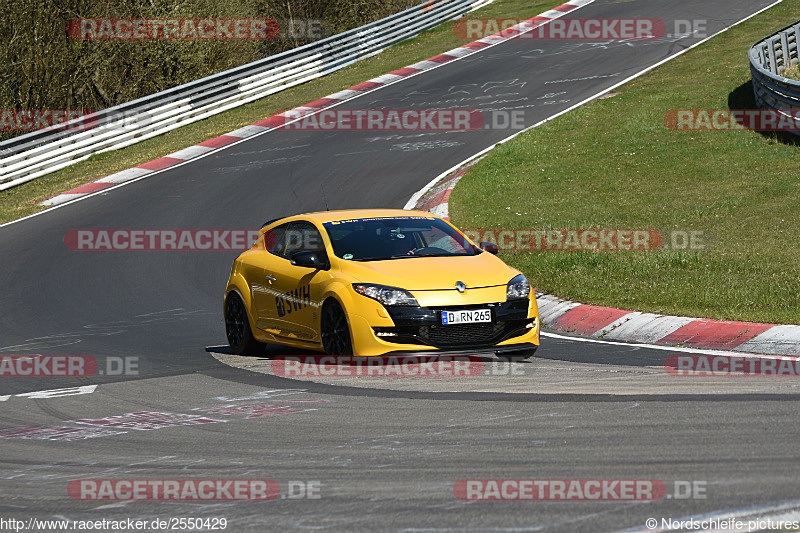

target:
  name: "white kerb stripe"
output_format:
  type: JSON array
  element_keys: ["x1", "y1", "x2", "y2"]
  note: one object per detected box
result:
[
  {"x1": 96, "y1": 167, "x2": 153, "y2": 184},
  {"x1": 165, "y1": 145, "x2": 215, "y2": 161},
  {"x1": 369, "y1": 73, "x2": 405, "y2": 84},
  {"x1": 226, "y1": 125, "x2": 270, "y2": 138},
  {"x1": 407, "y1": 60, "x2": 440, "y2": 70},
  {"x1": 536, "y1": 296, "x2": 582, "y2": 325},
  {"x1": 733, "y1": 324, "x2": 800, "y2": 355},
  {"x1": 325, "y1": 89, "x2": 363, "y2": 101},
  {"x1": 40, "y1": 194, "x2": 82, "y2": 206},
  {"x1": 446, "y1": 47, "x2": 478, "y2": 57},
  {"x1": 539, "y1": 10, "x2": 564, "y2": 18},
  {"x1": 428, "y1": 203, "x2": 449, "y2": 219},
  {"x1": 603, "y1": 314, "x2": 695, "y2": 344}
]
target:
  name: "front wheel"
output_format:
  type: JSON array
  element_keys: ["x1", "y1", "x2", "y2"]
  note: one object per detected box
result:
[
  {"x1": 320, "y1": 300, "x2": 353, "y2": 355},
  {"x1": 225, "y1": 292, "x2": 265, "y2": 355}
]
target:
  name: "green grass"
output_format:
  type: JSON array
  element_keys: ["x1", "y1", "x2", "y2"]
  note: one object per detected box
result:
[
  {"x1": 783, "y1": 61, "x2": 800, "y2": 81},
  {"x1": 0, "y1": 0, "x2": 556, "y2": 225},
  {"x1": 450, "y1": 2, "x2": 800, "y2": 324}
]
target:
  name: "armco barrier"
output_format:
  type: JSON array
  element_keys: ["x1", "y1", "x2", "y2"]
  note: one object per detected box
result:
[
  {"x1": 0, "y1": 0, "x2": 493, "y2": 191},
  {"x1": 749, "y1": 19, "x2": 800, "y2": 134}
]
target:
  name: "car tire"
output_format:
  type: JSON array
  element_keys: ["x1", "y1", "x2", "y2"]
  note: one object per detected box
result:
[
  {"x1": 321, "y1": 300, "x2": 353, "y2": 356},
  {"x1": 225, "y1": 292, "x2": 265, "y2": 355},
  {"x1": 496, "y1": 348, "x2": 536, "y2": 361}
]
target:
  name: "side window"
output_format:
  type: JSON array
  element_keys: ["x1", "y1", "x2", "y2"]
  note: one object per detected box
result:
[
  {"x1": 264, "y1": 223, "x2": 289, "y2": 257},
  {"x1": 286, "y1": 221, "x2": 327, "y2": 260}
]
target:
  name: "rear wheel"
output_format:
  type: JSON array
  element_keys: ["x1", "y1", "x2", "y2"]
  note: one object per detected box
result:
[
  {"x1": 321, "y1": 300, "x2": 353, "y2": 355},
  {"x1": 225, "y1": 292, "x2": 265, "y2": 355}
]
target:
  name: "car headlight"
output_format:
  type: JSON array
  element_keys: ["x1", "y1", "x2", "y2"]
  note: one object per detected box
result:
[
  {"x1": 506, "y1": 274, "x2": 530, "y2": 300},
  {"x1": 353, "y1": 283, "x2": 419, "y2": 307}
]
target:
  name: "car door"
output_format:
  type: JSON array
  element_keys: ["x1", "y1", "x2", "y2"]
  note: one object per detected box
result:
[
  {"x1": 260, "y1": 220, "x2": 328, "y2": 343},
  {"x1": 248, "y1": 223, "x2": 288, "y2": 332}
]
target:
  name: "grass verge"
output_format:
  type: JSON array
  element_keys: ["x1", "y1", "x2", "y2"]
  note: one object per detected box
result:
[
  {"x1": 451, "y1": 2, "x2": 800, "y2": 324},
  {"x1": 783, "y1": 61, "x2": 800, "y2": 81},
  {"x1": 0, "y1": 0, "x2": 555, "y2": 225}
]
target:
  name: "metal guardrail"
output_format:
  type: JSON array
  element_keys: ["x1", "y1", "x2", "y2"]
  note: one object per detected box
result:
[
  {"x1": 0, "y1": 0, "x2": 493, "y2": 191},
  {"x1": 749, "y1": 19, "x2": 800, "y2": 133}
]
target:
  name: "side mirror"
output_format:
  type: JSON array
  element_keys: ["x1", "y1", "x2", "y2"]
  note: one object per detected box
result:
[
  {"x1": 480, "y1": 241, "x2": 499, "y2": 255},
  {"x1": 290, "y1": 251, "x2": 329, "y2": 270}
]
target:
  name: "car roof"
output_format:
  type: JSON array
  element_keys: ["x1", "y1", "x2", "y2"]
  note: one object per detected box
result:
[{"x1": 262, "y1": 209, "x2": 440, "y2": 229}]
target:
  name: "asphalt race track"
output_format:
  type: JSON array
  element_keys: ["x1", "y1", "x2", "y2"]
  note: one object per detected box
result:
[{"x1": 1, "y1": 1, "x2": 797, "y2": 531}]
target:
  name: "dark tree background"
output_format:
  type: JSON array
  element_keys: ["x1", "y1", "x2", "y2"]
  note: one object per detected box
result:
[{"x1": 0, "y1": 0, "x2": 416, "y2": 140}]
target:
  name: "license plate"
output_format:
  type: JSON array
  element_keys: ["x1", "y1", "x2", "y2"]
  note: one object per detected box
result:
[{"x1": 441, "y1": 309, "x2": 491, "y2": 325}]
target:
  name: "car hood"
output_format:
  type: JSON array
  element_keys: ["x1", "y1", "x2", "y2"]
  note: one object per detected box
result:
[{"x1": 342, "y1": 253, "x2": 517, "y2": 291}]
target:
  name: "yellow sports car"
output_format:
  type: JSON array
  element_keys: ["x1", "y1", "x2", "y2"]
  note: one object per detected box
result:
[{"x1": 224, "y1": 209, "x2": 539, "y2": 358}]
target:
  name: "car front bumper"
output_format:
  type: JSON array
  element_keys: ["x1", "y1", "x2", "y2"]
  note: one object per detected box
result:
[{"x1": 347, "y1": 298, "x2": 540, "y2": 356}]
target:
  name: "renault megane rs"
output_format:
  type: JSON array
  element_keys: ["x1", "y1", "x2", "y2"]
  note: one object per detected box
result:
[{"x1": 224, "y1": 209, "x2": 539, "y2": 358}]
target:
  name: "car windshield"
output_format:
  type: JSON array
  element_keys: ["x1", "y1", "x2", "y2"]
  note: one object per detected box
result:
[{"x1": 323, "y1": 216, "x2": 480, "y2": 261}]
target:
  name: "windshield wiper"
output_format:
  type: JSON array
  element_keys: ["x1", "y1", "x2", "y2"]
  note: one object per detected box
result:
[
  {"x1": 389, "y1": 253, "x2": 467, "y2": 259},
  {"x1": 350, "y1": 255, "x2": 419, "y2": 261},
  {"x1": 351, "y1": 253, "x2": 465, "y2": 261}
]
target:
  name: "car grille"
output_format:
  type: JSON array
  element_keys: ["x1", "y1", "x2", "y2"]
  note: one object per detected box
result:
[
  {"x1": 377, "y1": 300, "x2": 532, "y2": 349},
  {"x1": 420, "y1": 322, "x2": 506, "y2": 346},
  {"x1": 375, "y1": 319, "x2": 530, "y2": 348}
]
